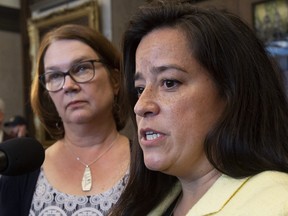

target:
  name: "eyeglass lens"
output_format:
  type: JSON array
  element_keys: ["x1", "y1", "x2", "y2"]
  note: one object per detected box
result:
[{"x1": 41, "y1": 60, "x2": 96, "y2": 92}]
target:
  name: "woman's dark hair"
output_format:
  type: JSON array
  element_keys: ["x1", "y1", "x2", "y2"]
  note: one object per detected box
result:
[
  {"x1": 111, "y1": 0, "x2": 288, "y2": 215},
  {"x1": 31, "y1": 24, "x2": 129, "y2": 139}
]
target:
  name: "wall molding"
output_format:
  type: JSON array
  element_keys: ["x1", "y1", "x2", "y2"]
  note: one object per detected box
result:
[{"x1": 0, "y1": 6, "x2": 20, "y2": 32}]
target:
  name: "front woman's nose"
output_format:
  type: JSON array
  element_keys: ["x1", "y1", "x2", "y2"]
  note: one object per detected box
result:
[{"x1": 134, "y1": 88, "x2": 159, "y2": 118}]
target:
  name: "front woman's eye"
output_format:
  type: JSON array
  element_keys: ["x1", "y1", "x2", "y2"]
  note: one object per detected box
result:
[
  {"x1": 163, "y1": 79, "x2": 180, "y2": 89},
  {"x1": 135, "y1": 87, "x2": 144, "y2": 98}
]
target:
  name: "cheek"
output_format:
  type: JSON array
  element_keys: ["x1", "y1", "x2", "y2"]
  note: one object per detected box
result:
[
  {"x1": 93, "y1": 74, "x2": 115, "y2": 95},
  {"x1": 87, "y1": 82, "x2": 115, "y2": 111},
  {"x1": 136, "y1": 114, "x2": 141, "y2": 122},
  {"x1": 49, "y1": 93, "x2": 63, "y2": 114},
  {"x1": 168, "y1": 94, "x2": 223, "y2": 142}
]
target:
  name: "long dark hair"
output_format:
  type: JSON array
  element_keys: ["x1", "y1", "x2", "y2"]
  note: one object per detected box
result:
[{"x1": 111, "y1": 1, "x2": 288, "y2": 215}]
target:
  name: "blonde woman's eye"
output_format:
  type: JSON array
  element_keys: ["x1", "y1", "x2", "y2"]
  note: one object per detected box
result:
[
  {"x1": 46, "y1": 72, "x2": 63, "y2": 81},
  {"x1": 73, "y1": 62, "x2": 93, "y2": 75}
]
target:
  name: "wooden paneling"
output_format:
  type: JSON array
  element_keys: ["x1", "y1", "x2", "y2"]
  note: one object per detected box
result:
[{"x1": 20, "y1": 0, "x2": 35, "y2": 137}]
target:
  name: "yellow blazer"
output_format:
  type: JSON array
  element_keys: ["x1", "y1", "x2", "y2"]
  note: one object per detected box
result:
[
  {"x1": 148, "y1": 171, "x2": 288, "y2": 215},
  {"x1": 187, "y1": 171, "x2": 288, "y2": 216}
]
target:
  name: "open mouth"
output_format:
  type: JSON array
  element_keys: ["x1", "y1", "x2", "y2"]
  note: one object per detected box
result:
[{"x1": 145, "y1": 131, "x2": 161, "y2": 141}]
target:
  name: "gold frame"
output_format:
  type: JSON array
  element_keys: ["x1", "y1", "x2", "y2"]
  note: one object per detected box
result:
[
  {"x1": 253, "y1": 0, "x2": 288, "y2": 43},
  {"x1": 27, "y1": 1, "x2": 99, "y2": 147}
]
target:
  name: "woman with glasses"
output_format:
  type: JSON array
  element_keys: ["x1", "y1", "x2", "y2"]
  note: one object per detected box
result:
[{"x1": 0, "y1": 24, "x2": 130, "y2": 216}]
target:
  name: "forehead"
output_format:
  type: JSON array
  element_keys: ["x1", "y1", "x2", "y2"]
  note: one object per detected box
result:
[
  {"x1": 136, "y1": 27, "x2": 191, "y2": 63},
  {"x1": 44, "y1": 39, "x2": 99, "y2": 66},
  {"x1": 135, "y1": 27, "x2": 195, "y2": 75}
]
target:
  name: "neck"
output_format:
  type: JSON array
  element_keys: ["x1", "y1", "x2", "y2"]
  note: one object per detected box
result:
[
  {"x1": 64, "y1": 132, "x2": 120, "y2": 192},
  {"x1": 64, "y1": 132, "x2": 120, "y2": 165},
  {"x1": 64, "y1": 125, "x2": 118, "y2": 145},
  {"x1": 174, "y1": 168, "x2": 221, "y2": 216},
  {"x1": 63, "y1": 116, "x2": 117, "y2": 140}
]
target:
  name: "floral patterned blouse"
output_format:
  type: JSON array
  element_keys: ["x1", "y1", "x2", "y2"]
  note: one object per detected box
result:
[{"x1": 29, "y1": 168, "x2": 128, "y2": 216}]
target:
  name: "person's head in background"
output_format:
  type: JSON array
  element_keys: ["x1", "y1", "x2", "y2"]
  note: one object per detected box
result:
[
  {"x1": 30, "y1": 24, "x2": 128, "y2": 140},
  {"x1": 4, "y1": 115, "x2": 28, "y2": 138},
  {"x1": 111, "y1": 0, "x2": 288, "y2": 215}
]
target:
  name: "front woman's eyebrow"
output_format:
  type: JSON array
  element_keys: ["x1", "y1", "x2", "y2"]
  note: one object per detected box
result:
[{"x1": 134, "y1": 64, "x2": 187, "y2": 81}]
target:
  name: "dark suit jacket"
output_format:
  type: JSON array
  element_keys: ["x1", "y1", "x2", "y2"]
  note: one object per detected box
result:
[
  {"x1": 2, "y1": 132, "x2": 13, "y2": 142},
  {"x1": 0, "y1": 169, "x2": 40, "y2": 216}
]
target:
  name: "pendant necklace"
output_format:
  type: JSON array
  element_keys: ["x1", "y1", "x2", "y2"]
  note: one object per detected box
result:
[{"x1": 65, "y1": 133, "x2": 119, "y2": 192}]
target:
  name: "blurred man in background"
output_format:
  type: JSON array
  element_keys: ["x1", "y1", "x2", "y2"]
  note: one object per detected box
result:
[{"x1": 4, "y1": 115, "x2": 29, "y2": 138}]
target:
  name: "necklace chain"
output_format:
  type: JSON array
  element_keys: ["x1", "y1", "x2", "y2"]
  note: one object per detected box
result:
[
  {"x1": 64, "y1": 133, "x2": 120, "y2": 192},
  {"x1": 66, "y1": 133, "x2": 119, "y2": 167}
]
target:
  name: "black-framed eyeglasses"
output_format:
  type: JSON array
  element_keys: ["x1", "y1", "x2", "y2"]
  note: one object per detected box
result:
[{"x1": 39, "y1": 59, "x2": 104, "y2": 92}]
